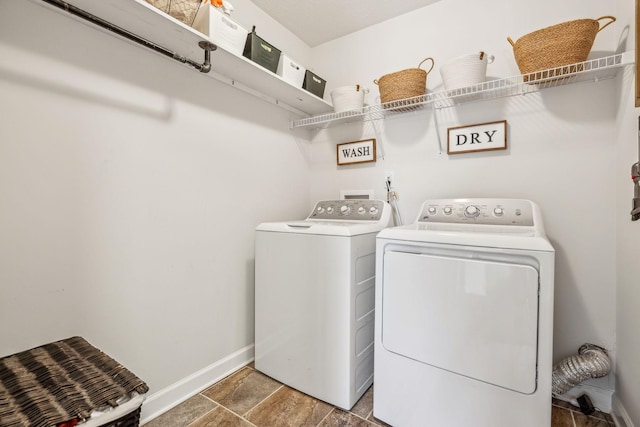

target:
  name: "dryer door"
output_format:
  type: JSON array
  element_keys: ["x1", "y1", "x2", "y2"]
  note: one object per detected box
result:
[{"x1": 381, "y1": 250, "x2": 539, "y2": 394}]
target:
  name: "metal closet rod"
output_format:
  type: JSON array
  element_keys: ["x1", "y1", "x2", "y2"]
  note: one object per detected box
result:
[{"x1": 41, "y1": 0, "x2": 217, "y2": 72}]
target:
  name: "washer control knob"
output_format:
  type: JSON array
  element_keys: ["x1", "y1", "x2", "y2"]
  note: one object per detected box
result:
[
  {"x1": 326, "y1": 207, "x2": 334, "y2": 214},
  {"x1": 443, "y1": 207, "x2": 453, "y2": 215},
  {"x1": 369, "y1": 206, "x2": 379, "y2": 215},
  {"x1": 464, "y1": 205, "x2": 480, "y2": 218},
  {"x1": 427, "y1": 207, "x2": 437, "y2": 215},
  {"x1": 316, "y1": 206, "x2": 325, "y2": 214},
  {"x1": 340, "y1": 205, "x2": 351, "y2": 215},
  {"x1": 493, "y1": 207, "x2": 504, "y2": 216},
  {"x1": 358, "y1": 206, "x2": 366, "y2": 215}
]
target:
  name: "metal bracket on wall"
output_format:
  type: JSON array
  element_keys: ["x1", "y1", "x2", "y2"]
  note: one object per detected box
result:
[
  {"x1": 371, "y1": 120, "x2": 385, "y2": 160},
  {"x1": 432, "y1": 108, "x2": 445, "y2": 156},
  {"x1": 41, "y1": 0, "x2": 217, "y2": 73}
]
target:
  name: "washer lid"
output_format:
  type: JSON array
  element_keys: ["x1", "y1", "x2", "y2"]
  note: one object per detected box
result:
[
  {"x1": 257, "y1": 220, "x2": 388, "y2": 236},
  {"x1": 256, "y1": 199, "x2": 391, "y2": 236}
]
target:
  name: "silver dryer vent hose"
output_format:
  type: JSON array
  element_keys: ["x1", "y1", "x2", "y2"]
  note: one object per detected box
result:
[{"x1": 552, "y1": 344, "x2": 611, "y2": 395}]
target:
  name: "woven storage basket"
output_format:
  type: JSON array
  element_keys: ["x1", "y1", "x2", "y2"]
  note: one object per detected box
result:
[
  {"x1": 374, "y1": 58, "x2": 434, "y2": 108},
  {"x1": 507, "y1": 16, "x2": 615, "y2": 81},
  {"x1": 0, "y1": 337, "x2": 148, "y2": 427},
  {"x1": 145, "y1": 0, "x2": 203, "y2": 25},
  {"x1": 331, "y1": 85, "x2": 368, "y2": 113}
]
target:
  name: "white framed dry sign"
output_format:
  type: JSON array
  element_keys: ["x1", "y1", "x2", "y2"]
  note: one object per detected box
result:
[
  {"x1": 447, "y1": 120, "x2": 507, "y2": 155},
  {"x1": 337, "y1": 138, "x2": 377, "y2": 166}
]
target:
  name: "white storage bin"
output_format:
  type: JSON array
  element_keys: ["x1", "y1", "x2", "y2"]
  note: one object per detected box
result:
[
  {"x1": 439, "y1": 51, "x2": 494, "y2": 90},
  {"x1": 276, "y1": 54, "x2": 306, "y2": 87},
  {"x1": 192, "y1": 5, "x2": 248, "y2": 56},
  {"x1": 330, "y1": 85, "x2": 367, "y2": 113}
]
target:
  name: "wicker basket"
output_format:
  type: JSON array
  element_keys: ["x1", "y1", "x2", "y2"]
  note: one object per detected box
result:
[
  {"x1": 374, "y1": 57, "x2": 434, "y2": 108},
  {"x1": 507, "y1": 16, "x2": 615, "y2": 81},
  {"x1": 0, "y1": 337, "x2": 148, "y2": 427},
  {"x1": 102, "y1": 406, "x2": 142, "y2": 427},
  {"x1": 145, "y1": 0, "x2": 203, "y2": 26}
]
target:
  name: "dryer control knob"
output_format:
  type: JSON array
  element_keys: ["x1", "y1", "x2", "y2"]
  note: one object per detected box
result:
[
  {"x1": 369, "y1": 206, "x2": 379, "y2": 215},
  {"x1": 340, "y1": 205, "x2": 351, "y2": 215},
  {"x1": 493, "y1": 207, "x2": 504, "y2": 216},
  {"x1": 316, "y1": 206, "x2": 325, "y2": 214},
  {"x1": 326, "y1": 207, "x2": 334, "y2": 214},
  {"x1": 427, "y1": 207, "x2": 437, "y2": 215},
  {"x1": 358, "y1": 207, "x2": 366, "y2": 215},
  {"x1": 464, "y1": 205, "x2": 480, "y2": 218},
  {"x1": 443, "y1": 207, "x2": 453, "y2": 215}
]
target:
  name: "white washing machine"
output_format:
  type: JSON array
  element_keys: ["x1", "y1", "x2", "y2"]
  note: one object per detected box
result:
[
  {"x1": 255, "y1": 199, "x2": 391, "y2": 410},
  {"x1": 374, "y1": 198, "x2": 555, "y2": 427}
]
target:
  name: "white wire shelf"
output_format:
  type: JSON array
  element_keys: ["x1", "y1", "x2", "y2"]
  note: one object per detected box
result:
[{"x1": 290, "y1": 52, "x2": 634, "y2": 129}]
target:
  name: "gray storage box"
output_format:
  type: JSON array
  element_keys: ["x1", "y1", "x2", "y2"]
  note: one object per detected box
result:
[
  {"x1": 243, "y1": 26, "x2": 281, "y2": 73},
  {"x1": 302, "y1": 70, "x2": 326, "y2": 98}
]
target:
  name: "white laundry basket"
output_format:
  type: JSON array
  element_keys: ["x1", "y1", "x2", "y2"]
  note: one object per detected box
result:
[
  {"x1": 330, "y1": 85, "x2": 367, "y2": 113},
  {"x1": 439, "y1": 52, "x2": 494, "y2": 90}
]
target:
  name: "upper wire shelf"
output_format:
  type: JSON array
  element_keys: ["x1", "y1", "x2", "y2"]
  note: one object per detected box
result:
[{"x1": 289, "y1": 52, "x2": 634, "y2": 129}]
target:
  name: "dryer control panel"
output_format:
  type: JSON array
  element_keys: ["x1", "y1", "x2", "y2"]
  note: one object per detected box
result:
[
  {"x1": 309, "y1": 200, "x2": 386, "y2": 221},
  {"x1": 417, "y1": 198, "x2": 534, "y2": 226}
]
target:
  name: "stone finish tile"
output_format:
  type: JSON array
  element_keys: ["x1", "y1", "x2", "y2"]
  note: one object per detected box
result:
[
  {"x1": 572, "y1": 412, "x2": 613, "y2": 427},
  {"x1": 367, "y1": 413, "x2": 392, "y2": 427},
  {"x1": 201, "y1": 367, "x2": 281, "y2": 415},
  {"x1": 350, "y1": 386, "x2": 373, "y2": 419},
  {"x1": 553, "y1": 398, "x2": 576, "y2": 411},
  {"x1": 245, "y1": 386, "x2": 333, "y2": 427},
  {"x1": 588, "y1": 410, "x2": 615, "y2": 424},
  {"x1": 144, "y1": 394, "x2": 217, "y2": 427},
  {"x1": 552, "y1": 405, "x2": 576, "y2": 427},
  {"x1": 552, "y1": 398, "x2": 614, "y2": 425},
  {"x1": 190, "y1": 406, "x2": 255, "y2": 427},
  {"x1": 318, "y1": 409, "x2": 375, "y2": 426},
  {"x1": 148, "y1": 365, "x2": 621, "y2": 427}
]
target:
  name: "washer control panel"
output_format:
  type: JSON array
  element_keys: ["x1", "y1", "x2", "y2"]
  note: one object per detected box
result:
[
  {"x1": 309, "y1": 200, "x2": 386, "y2": 221},
  {"x1": 417, "y1": 199, "x2": 534, "y2": 226}
]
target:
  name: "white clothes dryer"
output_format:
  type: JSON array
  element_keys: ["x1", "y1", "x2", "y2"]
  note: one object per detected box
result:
[
  {"x1": 255, "y1": 199, "x2": 391, "y2": 410},
  {"x1": 374, "y1": 198, "x2": 555, "y2": 427}
]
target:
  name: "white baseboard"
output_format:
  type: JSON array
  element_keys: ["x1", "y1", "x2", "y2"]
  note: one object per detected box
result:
[
  {"x1": 612, "y1": 394, "x2": 635, "y2": 427},
  {"x1": 139, "y1": 344, "x2": 255, "y2": 425},
  {"x1": 554, "y1": 382, "x2": 614, "y2": 413}
]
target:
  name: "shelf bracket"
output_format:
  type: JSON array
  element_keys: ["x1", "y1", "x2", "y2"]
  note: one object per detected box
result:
[
  {"x1": 41, "y1": 0, "x2": 217, "y2": 73},
  {"x1": 197, "y1": 41, "x2": 218, "y2": 73},
  {"x1": 371, "y1": 121, "x2": 385, "y2": 160},
  {"x1": 432, "y1": 108, "x2": 445, "y2": 155}
]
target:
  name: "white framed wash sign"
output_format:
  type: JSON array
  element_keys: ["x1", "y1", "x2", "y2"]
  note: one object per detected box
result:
[
  {"x1": 447, "y1": 120, "x2": 507, "y2": 155},
  {"x1": 337, "y1": 138, "x2": 377, "y2": 166}
]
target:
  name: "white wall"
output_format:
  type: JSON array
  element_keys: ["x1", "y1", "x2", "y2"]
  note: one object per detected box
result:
[
  {"x1": 614, "y1": 0, "x2": 640, "y2": 423},
  {"x1": 0, "y1": 0, "x2": 312, "y2": 409},
  {"x1": 309, "y1": 0, "x2": 623, "y2": 396},
  {"x1": 2, "y1": 0, "x2": 638, "y2": 425}
]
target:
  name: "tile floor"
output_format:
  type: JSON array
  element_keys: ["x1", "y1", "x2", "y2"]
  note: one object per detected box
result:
[{"x1": 144, "y1": 364, "x2": 615, "y2": 427}]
